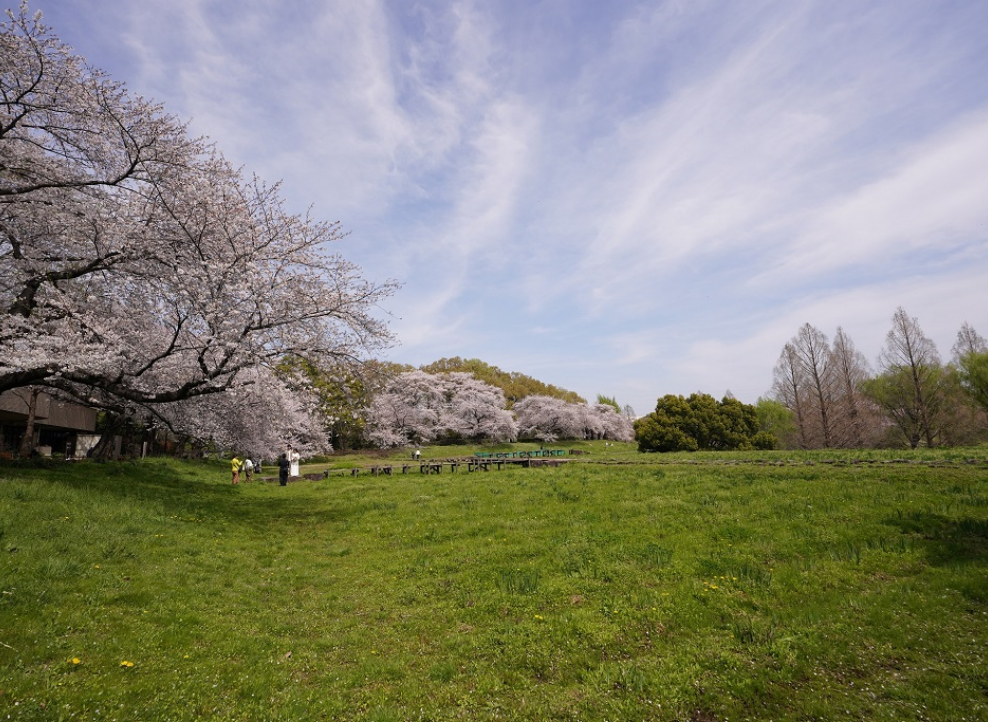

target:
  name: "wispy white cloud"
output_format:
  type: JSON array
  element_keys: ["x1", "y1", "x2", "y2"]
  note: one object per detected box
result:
[
  {"x1": 500, "y1": 1, "x2": 988, "y2": 322},
  {"x1": 32, "y1": 0, "x2": 988, "y2": 413},
  {"x1": 752, "y1": 109, "x2": 988, "y2": 287}
]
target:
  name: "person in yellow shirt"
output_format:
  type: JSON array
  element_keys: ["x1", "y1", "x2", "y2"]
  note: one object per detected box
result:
[{"x1": 231, "y1": 456, "x2": 242, "y2": 485}]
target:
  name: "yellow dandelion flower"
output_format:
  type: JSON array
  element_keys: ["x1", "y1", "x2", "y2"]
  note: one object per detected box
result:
[
  {"x1": 71, "y1": 658, "x2": 81, "y2": 665},
  {"x1": 121, "y1": 660, "x2": 134, "y2": 668}
]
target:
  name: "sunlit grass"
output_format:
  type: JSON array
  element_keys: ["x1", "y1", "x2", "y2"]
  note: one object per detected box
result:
[{"x1": 1, "y1": 450, "x2": 986, "y2": 720}]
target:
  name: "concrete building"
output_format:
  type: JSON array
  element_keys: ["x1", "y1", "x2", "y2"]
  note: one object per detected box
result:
[{"x1": 0, "y1": 389, "x2": 98, "y2": 458}]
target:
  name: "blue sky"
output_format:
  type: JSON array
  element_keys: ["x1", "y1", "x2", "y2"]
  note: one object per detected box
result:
[{"x1": 28, "y1": 0, "x2": 988, "y2": 415}]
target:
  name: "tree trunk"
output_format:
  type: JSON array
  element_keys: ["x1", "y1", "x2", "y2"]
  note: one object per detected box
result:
[
  {"x1": 90, "y1": 412, "x2": 126, "y2": 460},
  {"x1": 17, "y1": 387, "x2": 41, "y2": 457}
]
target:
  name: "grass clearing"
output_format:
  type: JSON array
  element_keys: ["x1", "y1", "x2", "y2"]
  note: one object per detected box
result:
[{"x1": 1, "y1": 446, "x2": 987, "y2": 721}]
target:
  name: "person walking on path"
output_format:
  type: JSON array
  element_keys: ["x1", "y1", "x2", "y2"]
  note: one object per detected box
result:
[
  {"x1": 231, "y1": 456, "x2": 242, "y2": 485},
  {"x1": 278, "y1": 453, "x2": 290, "y2": 486}
]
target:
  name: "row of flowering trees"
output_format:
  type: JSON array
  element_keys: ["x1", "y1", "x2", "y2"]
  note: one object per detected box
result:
[
  {"x1": 363, "y1": 370, "x2": 634, "y2": 447},
  {"x1": 1, "y1": 6, "x2": 394, "y2": 459}
]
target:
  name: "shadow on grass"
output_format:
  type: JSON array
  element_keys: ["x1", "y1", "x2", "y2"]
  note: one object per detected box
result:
[
  {"x1": 0, "y1": 457, "x2": 352, "y2": 529},
  {"x1": 887, "y1": 511, "x2": 988, "y2": 568}
]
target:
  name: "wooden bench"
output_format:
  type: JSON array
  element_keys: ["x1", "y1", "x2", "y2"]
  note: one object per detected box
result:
[{"x1": 470, "y1": 459, "x2": 505, "y2": 471}]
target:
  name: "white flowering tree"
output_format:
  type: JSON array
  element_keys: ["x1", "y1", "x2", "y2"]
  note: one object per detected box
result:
[
  {"x1": 364, "y1": 370, "x2": 517, "y2": 447},
  {"x1": 364, "y1": 370, "x2": 444, "y2": 447},
  {"x1": 578, "y1": 403, "x2": 606, "y2": 440},
  {"x1": 445, "y1": 372, "x2": 517, "y2": 443},
  {"x1": 513, "y1": 395, "x2": 584, "y2": 442},
  {"x1": 591, "y1": 403, "x2": 635, "y2": 441},
  {"x1": 0, "y1": 6, "x2": 394, "y2": 450},
  {"x1": 148, "y1": 366, "x2": 330, "y2": 461},
  {"x1": 514, "y1": 396, "x2": 634, "y2": 442}
]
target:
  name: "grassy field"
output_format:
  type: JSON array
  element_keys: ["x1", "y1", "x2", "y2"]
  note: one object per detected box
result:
[{"x1": 1, "y1": 443, "x2": 986, "y2": 721}]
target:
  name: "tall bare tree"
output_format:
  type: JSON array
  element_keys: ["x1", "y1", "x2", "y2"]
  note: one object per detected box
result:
[
  {"x1": 773, "y1": 324, "x2": 838, "y2": 448},
  {"x1": 795, "y1": 324, "x2": 836, "y2": 447},
  {"x1": 952, "y1": 322, "x2": 988, "y2": 362},
  {"x1": 952, "y1": 323, "x2": 988, "y2": 437},
  {"x1": 829, "y1": 327, "x2": 873, "y2": 448},
  {"x1": 869, "y1": 307, "x2": 946, "y2": 448},
  {"x1": 772, "y1": 342, "x2": 811, "y2": 448}
]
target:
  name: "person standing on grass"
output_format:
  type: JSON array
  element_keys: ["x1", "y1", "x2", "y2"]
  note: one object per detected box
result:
[
  {"x1": 243, "y1": 457, "x2": 254, "y2": 482},
  {"x1": 231, "y1": 455, "x2": 242, "y2": 485},
  {"x1": 288, "y1": 446, "x2": 300, "y2": 477},
  {"x1": 278, "y1": 453, "x2": 290, "y2": 486}
]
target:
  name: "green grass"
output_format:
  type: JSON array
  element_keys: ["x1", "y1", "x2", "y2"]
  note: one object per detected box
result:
[
  {"x1": 1, "y1": 447, "x2": 987, "y2": 721},
  {"x1": 317, "y1": 440, "x2": 988, "y2": 469}
]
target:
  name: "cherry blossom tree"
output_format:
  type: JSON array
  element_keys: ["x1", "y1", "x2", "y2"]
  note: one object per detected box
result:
[
  {"x1": 1, "y1": 6, "x2": 395, "y2": 422},
  {"x1": 364, "y1": 370, "x2": 445, "y2": 447},
  {"x1": 592, "y1": 402, "x2": 635, "y2": 441},
  {"x1": 364, "y1": 370, "x2": 517, "y2": 447},
  {"x1": 513, "y1": 395, "x2": 584, "y2": 442},
  {"x1": 447, "y1": 372, "x2": 517, "y2": 443},
  {"x1": 578, "y1": 403, "x2": 606, "y2": 440},
  {"x1": 513, "y1": 396, "x2": 634, "y2": 442},
  {"x1": 284, "y1": 357, "x2": 410, "y2": 451},
  {"x1": 147, "y1": 366, "x2": 330, "y2": 461}
]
